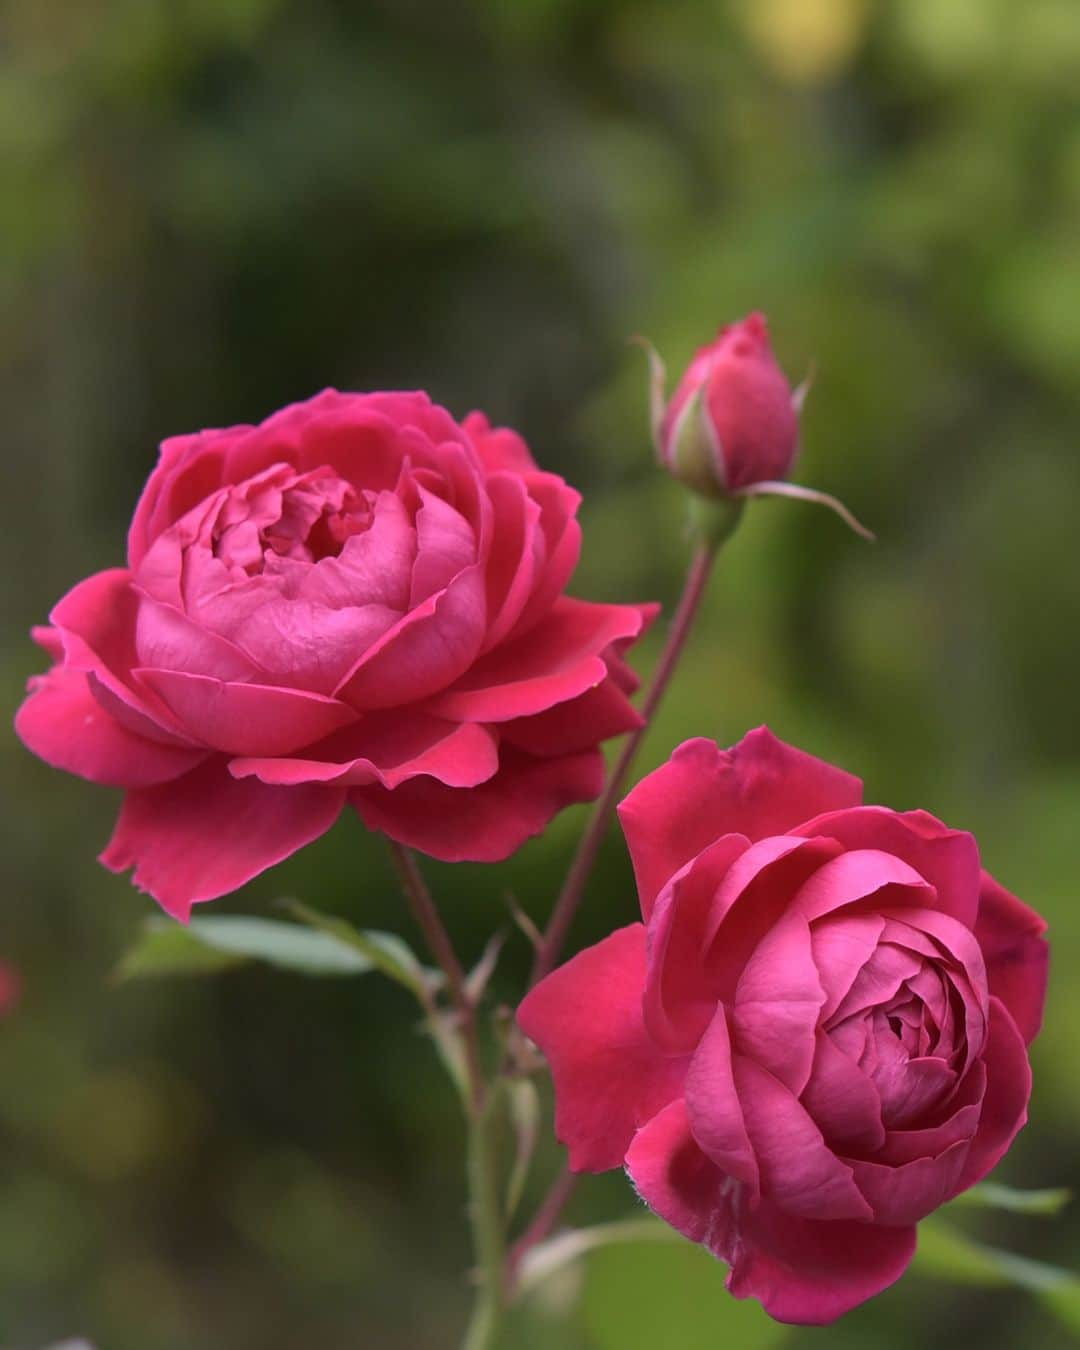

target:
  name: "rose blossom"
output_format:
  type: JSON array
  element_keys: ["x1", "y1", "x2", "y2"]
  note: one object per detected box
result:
[
  {"x1": 16, "y1": 390, "x2": 654, "y2": 920},
  {"x1": 518, "y1": 728, "x2": 1048, "y2": 1325}
]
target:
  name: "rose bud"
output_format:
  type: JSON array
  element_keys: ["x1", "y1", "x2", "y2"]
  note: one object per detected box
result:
[
  {"x1": 641, "y1": 313, "x2": 872, "y2": 539},
  {"x1": 518, "y1": 728, "x2": 1048, "y2": 1325},
  {"x1": 15, "y1": 391, "x2": 656, "y2": 921}
]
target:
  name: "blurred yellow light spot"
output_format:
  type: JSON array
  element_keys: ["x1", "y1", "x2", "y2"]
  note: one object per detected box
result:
[{"x1": 738, "y1": 0, "x2": 868, "y2": 85}]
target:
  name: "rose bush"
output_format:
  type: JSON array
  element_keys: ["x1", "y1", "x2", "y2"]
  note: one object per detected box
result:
[
  {"x1": 518, "y1": 728, "x2": 1048, "y2": 1325},
  {"x1": 16, "y1": 390, "x2": 653, "y2": 920}
]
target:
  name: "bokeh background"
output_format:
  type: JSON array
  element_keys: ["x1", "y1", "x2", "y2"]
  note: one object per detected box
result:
[{"x1": 3, "y1": 0, "x2": 1080, "y2": 1346}]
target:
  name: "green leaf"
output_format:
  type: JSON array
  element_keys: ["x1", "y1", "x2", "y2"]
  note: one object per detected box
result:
[
  {"x1": 950, "y1": 1182, "x2": 1071, "y2": 1216},
  {"x1": 916, "y1": 1219, "x2": 1080, "y2": 1332},
  {"x1": 283, "y1": 900, "x2": 431, "y2": 996},
  {"x1": 115, "y1": 915, "x2": 377, "y2": 981}
]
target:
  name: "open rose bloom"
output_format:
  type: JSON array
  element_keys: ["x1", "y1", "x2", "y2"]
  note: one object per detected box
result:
[
  {"x1": 519, "y1": 728, "x2": 1048, "y2": 1324},
  {"x1": 15, "y1": 391, "x2": 652, "y2": 919}
]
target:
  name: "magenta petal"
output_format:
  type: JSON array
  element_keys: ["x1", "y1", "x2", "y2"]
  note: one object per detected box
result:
[
  {"x1": 501, "y1": 672, "x2": 642, "y2": 759},
  {"x1": 812, "y1": 914, "x2": 887, "y2": 1020},
  {"x1": 846, "y1": 1142, "x2": 969, "y2": 1226},
  {"x1": 975, "y1": 871, "x2": 1048, "y2": 1045},
  {"x1": 16, "y1": 664, "x2": 206, "y2": 788},
  {"x1": 430, "y1": 597, "x2": 647, "y2": 723},
  {"x1": 795, "y1": 849, "x2": 934, "y2": 923},
  {"x1": 800, "y1": 1032, "x2": 885, "y2": 1154},
  {"x1": 134, "y1": 595, "x2": 259, "y2": 681},
  {"x1": 625, "y1": 1098, "x2": 730, "y2": 1244},
  {"x1": 516, "y1": 925, "x2": 688, "y2": 1172},
  {"x1": 733, "y1": 912, "x2": 824, "y2": 1093},
  {"x1": 797, "y1": 807, "x2": 981, "y2": 928},
  {"x1": 618, "y1": 729, "x2": 863, "y2": 922},
  {"x1": 954, "y1": 997, "x2": 1031, "y2": 1194},
  {"x1": 726, "y1": 1202, "x2": 917, "y2": 1326},
  {"x1": 734, "y1": 1055, "x2": 872, "y2": 1221},
  {"x1": 334, "y1": 564, "x2": 487, "y2": 709},
  {"x1": 644, "y1": 834, "x2": 750, "y2": 1053},
  {"x1": 135, "y1": 668, "x2": 356, "y2": 757},
  {"x1": 409, "y1": 486, "x2": 476, "y2": 606},
  {"x1": 684, "y1": 1006, "x2": 759, "y2": 1190},
  {"x1": 350, "y1": 747, "x2": 603, "y2": 863},
  {"x1": 100, "y1": 760, "x2": 345, "y2": 920},
  {"x1": 229, "y1": 718, "x2": 498, "y2": 789}
]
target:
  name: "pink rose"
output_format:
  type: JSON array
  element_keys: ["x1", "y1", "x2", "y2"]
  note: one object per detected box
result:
[
  {"x1": 16, "y1": 390, "x2": 653, "y2": 920},
  {"x1": 518, "y1": 728, "x2": 1048, "y2": 1325},
  {"x1": 658, "y1": 313, "x2": 800, "y2": 495}
]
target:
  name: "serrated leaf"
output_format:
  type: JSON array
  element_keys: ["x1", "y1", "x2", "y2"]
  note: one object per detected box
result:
[
  {"x1": 283, "y1": 900, "x2": 430, "y2": 996},
  {"x1": 950, "y1": 1182, "x2": 1071, "y2": 1216},
  {"x1": 115, "y1": 915, "x2": 375, "y2": 981}
]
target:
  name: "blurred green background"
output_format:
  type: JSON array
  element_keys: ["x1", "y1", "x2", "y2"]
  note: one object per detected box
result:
[{"x1": 2, "y1": 0, "x2": 1079, "y2": 1345}]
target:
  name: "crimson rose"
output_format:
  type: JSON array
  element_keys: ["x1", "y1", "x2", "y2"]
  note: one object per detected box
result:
[
  {"x1": 518, "y1": 728, "x2": 1048, "y2": 1324},
  {"x1": 16, "y1": 391, "x2": 653, "y2": 919}
]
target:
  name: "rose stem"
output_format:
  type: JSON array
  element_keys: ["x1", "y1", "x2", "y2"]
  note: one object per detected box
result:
[
  {"x1": 387, "y1": 841, "x2": 506, "y2": 1349},
  {"x1": 529, "y1": 540, "x2": 717, "y2": 986},
  {"x1": 504, "y1": 1164, "x2": 578, "y2": 1292}
]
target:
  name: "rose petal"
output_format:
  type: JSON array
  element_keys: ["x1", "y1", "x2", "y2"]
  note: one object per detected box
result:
[
  {"x1": 733, "y1": 911, "x2": 824, "y2": 1094},
  {"x1": 500, "y1": 670, "x2": 643, "y2": 758},
  {"x1": 334, "y1": 563, "x2": 487, "y2": 709},
  {"x1": 430, "y1": 597, "x2": 647, "y2": 723},
  {"x1": 16, "y1": 664, "x2": 207, "y2": 789},
  {"x1": 516, "y1": 924, "x2": 687, "y2": 1172},
  {"x1": 350, "y1": 746, "x2": 603, "y2": 862},
  {"x1": 800, "y1": 1031, "x2": 885, "y2": 1153},
  {"x1": 953, "y1": 997, "x2": 1031, "y2": 1194},
  {"x1": 726, "y1": 1201, "x2": 917, "y2": 1326},
  {"x1": 811, "y1": 913, "x2": 886, "y2": 1020},
  {"x1": 100, "y1": 759, "x2": 345, "y2": 921},
  {"x1": 644, "y1": 834, "x2": 751, "y2": 1053},
  {"x1": 135, "y1": 668, "x2": 356, "y2": 757},
  {"x1": 733, "y1": 1055, "x2": 872, "y2": 1221},
  {"x1": 229, "y1": 717, "x2": 498, "y2": 789},
  {"x1": 845, "y1": 1141, "x2": 969, "y2": 1226},
  {"x1": 625, "y1": 1098, "x2": 918, "y2": 1326},
  {"x1": 618, "y1": 729, "x2": 863, "y2": 921},
  {"x1": 796, "y1": 807, "x2": 981, "y2": 929},
  {"x1": 975, "y1": 871, "x2": 1048, "y2": 1045},
  {"x1": 683, "y1": 1006, "x2": 759, "y2": 1190},
  {"x1": 625, "y1": 1098, "x2": 731, "y2": 1243}
]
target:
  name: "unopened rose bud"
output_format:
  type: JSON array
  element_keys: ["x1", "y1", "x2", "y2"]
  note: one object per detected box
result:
[
  {"x1": 639, "y1": 312, "x2": 872, "y2": 540},
  {"x1": 659, "y1": 312, "x2": 799, "y2": 495}
]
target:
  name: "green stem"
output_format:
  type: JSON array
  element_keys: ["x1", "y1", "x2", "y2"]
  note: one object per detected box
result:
[{"x1": 462, "y1": 1097, "x2": 506, "y2": 1350}]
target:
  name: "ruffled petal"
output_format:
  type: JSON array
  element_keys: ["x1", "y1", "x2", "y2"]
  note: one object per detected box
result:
[
  {"x1": 100, "y1": 759, "x2": 345, "y2": 920},
  {"x1": 725, "y1": 1201, "x2": 917, "y2": 1326},
  {"x1": 683, "y1": 1006, "x2": 759, "y2": 1190},
  {"x1": 974, "y1": 871, "x2": 1048, "y2": 1045},
  {"x1": 733, "y1": 1055, "x2": 872, "y2": 1222},
  {"x1": 618, "y1": 729, "x2": 863, "y2": 921},
  {"x1": 136, "y1": 668, "x2": 356, "y2": 756},
  {"x1": 953, "y1": 997, "x2": 1031, "y2": 1194},
  {"x1": 796, "y1": 807, "x2": 981, "y2": 929},
  {"x1": 643, "y1": 834, "x2": 750, "y2": 1053},
  {"x1": 516, "y1": 925, "x2": 687, "y2": 1172},
  {"x1": 16, "y1": 664, "x2": 206, "y2": 788},
  {"x1": 349, "y1": 747, "x2": 603, "y2": 862},
  {"x1": 430, "y1": 598, "x2": 647, "y2": 723},
  {"x1": 229, "y1": 717, "x2": 498, "y2": 789}
]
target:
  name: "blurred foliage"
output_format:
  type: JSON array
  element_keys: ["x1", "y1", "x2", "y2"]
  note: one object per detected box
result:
[{"x1": 2, "y1": 0, "x2": 1080, "y2": 1346}]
